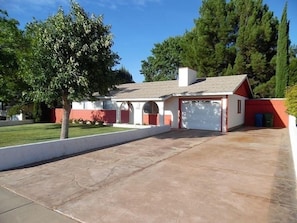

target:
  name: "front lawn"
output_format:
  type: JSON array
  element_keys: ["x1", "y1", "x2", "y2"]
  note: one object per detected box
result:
[{"x1": 0, "y1": 123, "x2": 130, "y2": 147}]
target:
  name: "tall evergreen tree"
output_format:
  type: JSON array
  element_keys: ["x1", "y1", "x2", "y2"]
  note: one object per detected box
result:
[
  {"x1": 275, "y1": 2, "x2": 289, "y2": 97},
  {"x1": 181, "y1": 28, "x2": 200, "y2": 72},
  {"x1": 181, "y1": 0, "x2": 278, "y2": 91},
  {"x1": 183, "y1": 0, "x2": 234, "y2": 76},
  {"x1": 288, "y1": 45, "x2": 297, "y2": 85},
  {"x1": 233, "y1": 0, "x2": 278, "y2": 90},
  {"x1": 142, "y1": 0, "x2": 281, "y2": 98}
]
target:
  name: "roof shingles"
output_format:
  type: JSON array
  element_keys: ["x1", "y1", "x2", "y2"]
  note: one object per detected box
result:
[{"x1": 111, "y1": 74, "x2": 249, "y2": 100}]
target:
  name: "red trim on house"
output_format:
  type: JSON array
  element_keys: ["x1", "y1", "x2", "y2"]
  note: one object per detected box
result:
[
  {"x1": 164, "y1": 115, "x2": 172, "y2": 126},
  {"x1": 234, "y1": 79, "x2": 252, "y2": 98},
  {"x1": 178, "y1": 99, "x2": 182, "y2": 128},
  {"x1": 121, "y1": 110, "x2": 129, "y2": 123},
  {"x1": 143, "y1": 114, "x2": 172, "y2": 126}
]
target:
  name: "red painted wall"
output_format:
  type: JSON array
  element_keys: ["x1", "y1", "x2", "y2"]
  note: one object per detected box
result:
[
  {"x1": 164, "y1": 115, "x2": 172, "y2": 126},
  {"x1": 121, "y1": 110, "x2": 129, "y2": 123},
  {"x1": 52, "y1": 109, "x2": 172, "y2": 125},
  {"x1": 52, "y1": 109, "x2": 116, "y2": 123},
  {"x1": 143, "y1": 114, "x2": 172, "y2": 126},
  {"x1": 245, "y1": 99, "x2": 288, "y2": 127}
]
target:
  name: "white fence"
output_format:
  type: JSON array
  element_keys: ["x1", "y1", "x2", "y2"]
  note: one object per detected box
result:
[
  {"x1": 289, "y1": 115, "x2": 297, "y2": 179},
  {"x1": 0, "y1": 125, "x2": 171, "y2": 170}
]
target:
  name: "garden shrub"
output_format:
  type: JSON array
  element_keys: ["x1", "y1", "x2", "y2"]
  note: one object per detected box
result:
[{"x1": 285, "y1": 84, "x2": 297, "y2": 117}]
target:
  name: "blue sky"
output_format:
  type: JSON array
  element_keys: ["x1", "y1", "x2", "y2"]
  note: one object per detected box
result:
[{"x1": 1, "y1": 0, "x2": 296, "y2": 83}]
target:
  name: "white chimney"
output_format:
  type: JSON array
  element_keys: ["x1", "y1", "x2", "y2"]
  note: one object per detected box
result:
[{"x1": 178, "y1": 67, "x2": 197, "y2": 87}]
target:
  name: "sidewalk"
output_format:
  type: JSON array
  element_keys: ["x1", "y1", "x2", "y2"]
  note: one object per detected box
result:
[{"x1": 0, "y1": 187, "x2": 77, "y2": 223}]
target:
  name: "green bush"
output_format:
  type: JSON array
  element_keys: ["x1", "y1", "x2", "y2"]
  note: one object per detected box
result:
[
  {"x1": 33, "y1": 102, "x2": 42, "y2": 122},
  {"x1": 285, "y1": 85, "x2": 297, "y2": 117},
  {"x1": 7, "y1": 104, "x2": 23, "y2": 117}
]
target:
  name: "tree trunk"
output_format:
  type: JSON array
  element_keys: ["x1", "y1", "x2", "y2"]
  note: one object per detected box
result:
[{"x1": 60, "y1": 95, "x2": 71, "y2": 139}]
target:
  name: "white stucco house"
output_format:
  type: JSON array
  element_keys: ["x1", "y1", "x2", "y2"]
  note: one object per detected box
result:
[{"x1": 72, "y1": 67, "x2": 253, "y2": 132}]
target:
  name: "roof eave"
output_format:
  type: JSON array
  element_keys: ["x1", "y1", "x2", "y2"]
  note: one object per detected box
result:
[
  {"x1": 112, "y1": 92, "x2": 237, "y2": 101},
  {"x1": 173, "y1": 92, "x2": 233, "y2": 97},
  {"x1": 111, "y1": 95, "x2": 172, "y2": 102}
]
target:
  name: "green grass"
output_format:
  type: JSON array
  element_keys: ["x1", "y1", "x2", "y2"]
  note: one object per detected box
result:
[{"x1": 0, "y1": 123, "x2": 130, "y2": 147}]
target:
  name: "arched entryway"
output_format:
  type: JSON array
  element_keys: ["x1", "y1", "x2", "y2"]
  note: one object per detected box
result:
[
  {"x1": 120, "y1": 102, "x2": 134, "y2": 124},
  {"x1": 143, "y1": 101, "x2": 159, "y2": 125}
]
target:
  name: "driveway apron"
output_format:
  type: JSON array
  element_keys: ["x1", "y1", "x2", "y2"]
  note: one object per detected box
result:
[{"x1": 0, "y1": 128, "x2": 296, "y2": 222}]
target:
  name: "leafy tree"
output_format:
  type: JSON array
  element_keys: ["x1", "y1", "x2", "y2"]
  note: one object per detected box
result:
[
  {"x1": 114, "y1": 66, "x2": 134, "y2": 84},
  {"x1": 24, "y1": 1, "x2": 119, "y2": 139},
  {"x1": 0, "y1": 10, "x2": 29, "y2": 105},
  {"x1": 275, "y1": 2, "x2": 289, "y2": 98},
  {"x1": 285, "y1": 84, "x2": 297, "y2": 117},
  {"x1": 141, "y1": 36, "x2": 183, "y2": 82},
  {"x1": 32, "y1": 102, "x2": 42, "y2": 123}
]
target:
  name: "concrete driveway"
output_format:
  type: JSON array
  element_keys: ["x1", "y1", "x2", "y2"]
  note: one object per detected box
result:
[{"x1": 0, "y1": 128, "x2": 296, "y2": 222}]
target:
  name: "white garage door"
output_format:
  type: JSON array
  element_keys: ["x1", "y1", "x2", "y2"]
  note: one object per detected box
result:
[{"x1": 181, "y1": 100, "x2": 221, "y2": 131}]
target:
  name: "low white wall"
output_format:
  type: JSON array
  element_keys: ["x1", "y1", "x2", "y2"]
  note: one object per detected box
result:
[
  {"x1": 0, "y1": 119, "x2": 33, "y2": 127},
  {"x1": 289, "y1": 115, "x2": 297, "y2": 179},
  {"x1": 113, "y1": 123, "x2": 151, "y2": 129},
  {"x1": 0, "y1": 125, "x2": 170, "y2": 171}
]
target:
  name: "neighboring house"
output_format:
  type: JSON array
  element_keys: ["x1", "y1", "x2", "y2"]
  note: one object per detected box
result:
[{"x1": 67, "y1": 67, "x2": 253, "y2": 132}]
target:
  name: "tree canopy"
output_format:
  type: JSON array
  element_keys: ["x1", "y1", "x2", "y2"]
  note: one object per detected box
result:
[
  {"x1": 232, "y1": 0, "x2": 278, "y2": 89},
  {"x1": 275, "y1": 2, "x2": 289, "y2": 98},
  {"x1": 114, "y1": 66, "x2": 135, "y2": 84},
  {"x1": 0, "y1": 10, "x2": 29, "y2": 105},
  {"x1": 285, "y1": 84, "x2": 297, "y2": 117},
  {"x1": 140, "y1": 36, "x2": 183, "y2": 82},
  {"x1": 183, "y1": 0, "x2": 279, "y2": 95},
  {"x1": 288, "y1": 45, "x2": 297, "y2": 85},
  {"x1": 183, "y1": 0, "x2": 236, "y2": 77},
  {"x1": 141, "y1": 0, "x2": 289, "y2": 98},
  {"x1": 23, "y1": 1, "x2": 119, "y2": 138}
]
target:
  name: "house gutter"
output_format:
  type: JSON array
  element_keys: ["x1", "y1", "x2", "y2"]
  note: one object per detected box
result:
[
  {"x1": 111, "y1": 95, "x2": 173, "y2": 102},
  {"x1": 111, "y1": 92, "x2": 235, "y2": 102},
  {"x1": 172, "y1": 92, "x2": 234, "y2": 97}
]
